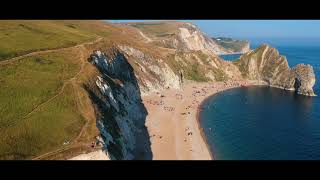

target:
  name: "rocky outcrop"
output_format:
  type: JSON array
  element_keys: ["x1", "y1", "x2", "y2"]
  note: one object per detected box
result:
[
  {"x1": 123, "y1": 22, "x2": 316, "y2": 97},
  {"x1": 117, "y1": 45, "x2": 181, "y2": 95},
  {"x1": 233, "y1": 44, "x2": 316, "y2": 96},
  {"x1": 292, "y1": 64, "x2": 316, "y2": 96},
  {"x1": 162, "y1": 24, "x2": 230, "y2": 54}
]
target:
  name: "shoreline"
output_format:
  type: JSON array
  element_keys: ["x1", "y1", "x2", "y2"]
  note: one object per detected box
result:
[
  {"x1": 67, "y1": 80, "x2": 251, "y2": 160},
  {"x1": 195, "y1": 108, "x2": 214, "y2": 160},
  {"x1": 195, "y1": 82, "x2": 253, "y2": 160},
  {"x1": 67, "y1": 81, "x2": 311, "y2": 160},
  {"x1": 143, "y1": 80, "x2": 250, "y2": 160}
]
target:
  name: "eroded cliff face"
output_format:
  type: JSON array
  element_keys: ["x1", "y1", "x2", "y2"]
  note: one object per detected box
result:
[
  {"x1": 86, "y1": 48, "x2": 152, "y2": 159},
  {"x1": 83, "y1": 22, "x2": 316, "y2": 159},
  {"x1": 160, "y1": 23, "x2": 230, "y2": 54},
  {"x1": 85, "y1": 43, "x2": 190, "y2": 159},
  {"x1": 233, "y1": 44, "x2": 316, "y2": 96},
  {"x1": 117, "y1": 45, "x2": 181, "y2": 95}
]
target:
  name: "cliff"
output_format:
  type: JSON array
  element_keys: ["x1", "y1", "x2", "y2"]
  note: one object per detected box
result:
[
  {"x1": 128, "y1": 21, "x2": 233, "y2": 55},
  {"x1": 83, "y1": 22, "x2": 317, "y2": 159},
  {"x1": 86, "y1": 48, "x2": 152, "y2": 159},
  {"x1": 212, "y1": 37, "x2": 250, "y2": 54}
]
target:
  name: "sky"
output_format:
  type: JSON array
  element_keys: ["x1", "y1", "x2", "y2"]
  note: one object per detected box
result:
[{"x1": 108, "y1": 20, "x2": 320, "y2": 41}]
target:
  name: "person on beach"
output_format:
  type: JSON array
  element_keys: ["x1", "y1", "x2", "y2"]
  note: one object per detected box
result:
[{"x1": 179, "y1": 69, "x2": 184, "y2": 88}]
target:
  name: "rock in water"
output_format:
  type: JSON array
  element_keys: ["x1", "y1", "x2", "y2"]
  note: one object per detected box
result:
[
  {"x1": 293, "y1": 64, "x2": 316, "y2": 96},
  {"x1": 234, "y1": 44, "x2": 316, "y2": 96}
]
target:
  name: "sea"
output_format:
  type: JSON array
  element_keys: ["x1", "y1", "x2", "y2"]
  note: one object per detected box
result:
[{"x1": 200, "y1": 38, "x2": 320, "y2": 160}]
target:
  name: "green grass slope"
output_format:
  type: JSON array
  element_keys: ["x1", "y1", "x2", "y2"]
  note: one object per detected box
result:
[
  {"x1": 0, "y1": 20, "x2": 112, "y2": 159},
  {"x1": 0, "y1": 20, "x2": 110, "y2": 61},
  {"x1": 0, "y1": 50, "x2": 85, "y2": 159},
  {"x1": 128, "y1": 21, "x2": 185, "y2": 38}
]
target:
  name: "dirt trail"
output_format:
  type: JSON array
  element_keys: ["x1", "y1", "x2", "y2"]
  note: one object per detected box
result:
[
  {"x1": 23, "y1": 46, "x2": 88, "y2": 119},
  {"x1": 0, "y1": 37, "x2": 102, "y2": 66},
  {"x1": 0, "y1": 37, "x2": 103, "y2": 160},
  {"x1": 31, "y1": 45, "x2": 96, "y2": 160},
  {"x1": 139, "y1": 31, "x2": 152, "y2": 43}
]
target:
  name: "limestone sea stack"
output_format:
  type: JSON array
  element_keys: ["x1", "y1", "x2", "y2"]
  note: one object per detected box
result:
[{"x1": 233, "y1": 44, "x2": 316, "y2": 96}]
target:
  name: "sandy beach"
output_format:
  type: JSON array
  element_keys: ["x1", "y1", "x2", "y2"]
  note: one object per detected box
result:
[
  {"x1": 143, "y1": 80, "x2": 250, "y2": 160},
  {"x1": 68, "y1": 80, "x2": 250, "y2": 160}
]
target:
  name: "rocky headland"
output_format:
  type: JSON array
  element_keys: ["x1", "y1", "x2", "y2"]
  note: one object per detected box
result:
[{"x1": 75, "y1": 21, "x2": 316, "y2": 160}]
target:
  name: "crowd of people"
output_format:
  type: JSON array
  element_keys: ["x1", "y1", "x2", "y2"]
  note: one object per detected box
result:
[
  {"x1": 145, "y1": 99, "x2": 164, "y2": 106},
  {"x1": 164, "y1": 106, "x2": 175, "y2": 111},
  {"x1": 175, "y1": 93, "x2": 183, "y2": 100},
  {"x1": 145, "y1": 80, "x2": 250, "y2": 152}
]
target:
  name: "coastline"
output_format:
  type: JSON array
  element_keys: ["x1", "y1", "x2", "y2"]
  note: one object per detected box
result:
[
  {"x1": 66, "y1": 80, "x2": 313, "y2": 160},
  {"x1": 196, "y1": 108, "x2": 214, "y2": 160},
  {"x1": 195, "y1": 82, "x2": 253, "y2": 160},
  {"x1": 143, "y1": 80, "x2": 250, "y2": 160},
  {"x1": 67, "y1": 80, "x2": 250, "y2": 160}
]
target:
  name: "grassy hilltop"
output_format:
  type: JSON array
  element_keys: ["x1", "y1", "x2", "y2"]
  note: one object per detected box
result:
[
  {"x1": 0, "y1": 20, "x2": 110, "y2": 60},
  {"x1": 0, "y1": 20, "x2": 112, "y2": 159}
]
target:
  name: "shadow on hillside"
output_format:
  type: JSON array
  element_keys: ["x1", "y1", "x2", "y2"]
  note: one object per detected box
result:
[{"x1": 83, "y1": 51, "x2": 152, "y2": 160}]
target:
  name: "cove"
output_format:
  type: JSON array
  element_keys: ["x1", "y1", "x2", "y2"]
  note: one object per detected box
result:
[{"x1": 199, "y1": 86, "x2": 320, "y2": 160}]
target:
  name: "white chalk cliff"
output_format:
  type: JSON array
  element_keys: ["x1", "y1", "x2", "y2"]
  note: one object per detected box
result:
[{"x1": 84, "y1": 22, "x2": 316, "y2": 160}]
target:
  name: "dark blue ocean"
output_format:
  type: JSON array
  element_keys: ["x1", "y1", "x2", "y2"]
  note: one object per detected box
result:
[{"x1": 201, "y1": 38, "x2": 320, "y2": 160}]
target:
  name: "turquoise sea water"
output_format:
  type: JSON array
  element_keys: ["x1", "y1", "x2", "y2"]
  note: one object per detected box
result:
[
  {"x1": 219, "y1": 53, "x2": 242, "y2": 61},
  {"x1": 204, "y1": 39, "x2": 320, "y2": 160}
]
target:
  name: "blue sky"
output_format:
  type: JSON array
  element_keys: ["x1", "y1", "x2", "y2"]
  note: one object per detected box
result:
[{"x1": 108, "y1": 20, "x2": 320, "y2": 40}]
